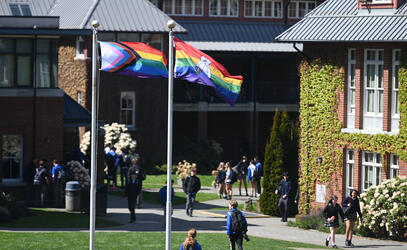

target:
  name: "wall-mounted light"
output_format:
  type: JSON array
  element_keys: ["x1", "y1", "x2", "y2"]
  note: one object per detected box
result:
[{"x1": 317, "y1": 156, "x2": 323, "y2": 165}]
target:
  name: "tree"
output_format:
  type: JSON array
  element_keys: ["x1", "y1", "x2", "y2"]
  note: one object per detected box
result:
[{"x1": 260, "y1": 110, "x2": 284, "y2": 215}]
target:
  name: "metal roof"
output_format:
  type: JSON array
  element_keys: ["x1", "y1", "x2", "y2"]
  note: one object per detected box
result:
[
  {"x1": 277, "y1": 0, "x2": 407, "y2": 42},
  {"x1": 176, "y1": 20, "x2": 298, "y2": 52},
  {"x1": 0, "y1": 0, "x2": 186, "y2": 33}
]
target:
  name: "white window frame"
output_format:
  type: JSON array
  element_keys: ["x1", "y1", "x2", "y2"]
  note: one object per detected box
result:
[
  {"x1": 209, "y1": 0, "x2": 239, "y2": 17},
  {"x1": 1, "y1": 135, "x2": 23, "y2": 183},
  {"x1": 364, "y1": 49, "x2": 384, "y2": 116},
  {"x1": 288, "y1": 0, "x2": 316, "y2": 19},
  {"x1": 163, "y1": 0, "x2": 204, "y2": 16},
  {"x1": 244, "y1": 0, "x2": 283, "y2": 18},
  {"x1": 348, "y1": 48, "x2": 356, "y2": 115},
  {"x1": 345, "y1": 150, "x2": 355, "y2": 197},
  {"x1": 77, "y1": 91, "x2": 82, "y2": 105},
  {"x1": 75, "y1": 36, "x2": 87, "y2": 60},
  {"x1": 390, "y1": 154, "x2": 399, "y2": 179},
  {"x1": 392, "y1": 49, "x2": 400, "y2": 118},
  {"x1": 120, "y1": 92, "x2": 136, "y2": 128},
  {"x1": 361, "y1": 151, "x2": 382, "y2": 192}
]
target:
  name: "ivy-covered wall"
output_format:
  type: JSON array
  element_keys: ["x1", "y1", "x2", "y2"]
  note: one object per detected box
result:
[{"x1": 298, "y1": 44, "x2": 407, "y2": 214}]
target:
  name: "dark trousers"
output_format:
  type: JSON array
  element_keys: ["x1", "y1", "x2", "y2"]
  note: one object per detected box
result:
[
  {"x1": 257, "y1": 178, "x2": 262, "y2": 194},
  {"x1": 120, "y1": 167, "x2": 128, "y2": 188},
  {"x1": 278, "y1": 197, "x2": 288, "y2": 221},
  {"x1": 34, "y1": 184, "x2": 47, "y2": 207},
  {"x1": 52, "y1": 181, "x2": 62, "y2": 207},
  {"x1": 186, "y1": 192, "x2": 196, "y2": 215},
  {"x1": 128, "y1": 197, "x2": 138, "y2": 221},
  {"x1": 229, "y1": 234, "x2": 243, "y2": 250},
  {"x1": 107, "y1": 167, "x2": 117, "y2": 187}
]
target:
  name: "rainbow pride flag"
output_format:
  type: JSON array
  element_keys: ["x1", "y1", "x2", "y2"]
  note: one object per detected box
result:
[
  {"x1": 174, "y1": 38, "x2": 243, "y2": 105},
  {"x1": 99, "y1": 42, "x2": 168, "y2": 78}
]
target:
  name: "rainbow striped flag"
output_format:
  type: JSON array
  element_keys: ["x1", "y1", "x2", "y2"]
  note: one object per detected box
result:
[
  {"x1": 99, "y1": 42, "x2": 168, "y2": 78},
  {"x1": 174, "y1": 38, "x2": 243, "y2": 105}
]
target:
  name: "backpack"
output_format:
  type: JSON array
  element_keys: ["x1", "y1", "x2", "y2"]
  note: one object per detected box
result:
[
  {"x1": 231, "y1": 210, "x2": 247, "y2": 234},
  {"x1": 230, "y1": 168, "x2": 238, "y2": 184},
  {"x1": 252, "y1": 168, "x2": 260, "y2": 181},
  {"x1": 57, "y1": 167, "x2": 66, "y2": 180},
  {"x1": 106, "y1": 153, "x2": 116, "y2": 168},
  {"x1": 33, "y1": 167, "x2": 46, "y2": 185}
]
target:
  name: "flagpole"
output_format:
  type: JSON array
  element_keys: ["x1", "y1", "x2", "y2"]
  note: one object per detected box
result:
[
  {"x1": 90, "y1": 19, "x2": 99, "y2": 250},
  {"x1": 166, "y1": 20, "x2": 176, "y2": 250}
]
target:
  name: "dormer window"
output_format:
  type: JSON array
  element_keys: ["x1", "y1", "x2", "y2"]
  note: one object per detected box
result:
[
  {"x1": 358, "y1": 0, "x2": 402, "y2": 9},
  {"x1": 9, "y1": 3, "x2": 32, "y2": 16}
]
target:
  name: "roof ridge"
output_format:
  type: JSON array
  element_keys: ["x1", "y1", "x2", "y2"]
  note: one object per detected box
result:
[
  {"x1": 307, "y1": 13, "x2": 407, "y2": 18},
  {"x1": 47, "y1": 0, "x2": 60, "y2": 15},
  {"x1": 80, "y1": 0, "x2": 100, "y2": 29}
]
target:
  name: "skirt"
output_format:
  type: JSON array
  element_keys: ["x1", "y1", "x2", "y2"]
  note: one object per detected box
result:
[
  {"x1": 324, "y1": 219, "x2": 339, "y2": 228},
  {"x1": 344, "y1": 212, "x2": 357, "y2": 222}
]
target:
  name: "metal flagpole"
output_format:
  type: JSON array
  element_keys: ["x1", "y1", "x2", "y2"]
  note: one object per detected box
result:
[
  {"x1": 166, "y1": 20, "x2": 176, "y2": 250},
  {"x1": 90, "y1": 20, "x2": 99, "y2": 250}
]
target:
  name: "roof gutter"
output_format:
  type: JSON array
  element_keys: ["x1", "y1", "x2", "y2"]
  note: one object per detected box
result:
[{"x1": 293, "y1": 42, "x2": 310, "y2": 63}]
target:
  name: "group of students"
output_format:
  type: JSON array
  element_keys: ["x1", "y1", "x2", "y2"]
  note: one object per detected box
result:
[
  {"x1": 322, "y1": 190, "x2": 363, "y2": 248},
  {"x1": 179, "y1": 200, "x2": 249, "y2": 250},
  {"x1": 215, "y1": 155, "x2": 263, "y2": 200}
]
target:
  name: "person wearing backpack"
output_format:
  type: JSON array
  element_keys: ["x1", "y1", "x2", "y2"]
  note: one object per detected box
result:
[
  {"x1": 227, "y1": 200, "x2": 248, "y2": 250},
  {"x1": 119, "y1": 150, "x2": 131, "y2": 189},
  {"x1": 247, "y1": 160, "x2": 259, "y2": 198},
  {"x1": 126, "y1": 171, "x2": 142, "y2": 223},
  {"x1": 180, "y1": 228, "x2": 202, "y2": 250},
  {"x1": 128, "y1": 156, "x2": 146, "y2": 207},
  {"x1": 275, "y1": 172, "x2": 291, "y2": 222},
  {"x1": 105, "y1": 147, "x2": 119, "y2": 188},
  {"x1": 33, "y1": 160, "x2": 49, "y2": 207},
  {"x1": 51, "y1": 160, "x2": 65, "y2": 207},
  {"x1": 253, "y1": 156, "x2": 263, "y2": 195},
  {"x1": 183, "y1": 168, "x2": 201, "y2": 217},
  {"x1": 216, "y1": 162, "x2": 227, "y2": 199}
]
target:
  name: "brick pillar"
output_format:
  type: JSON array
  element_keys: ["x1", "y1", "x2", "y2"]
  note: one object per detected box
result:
[
  {"x1": 383, "y1": 48, "x2": 392, "y2": 132},
  {"x1": 355, "y1": 48, "x2": 364, "y2": 129},
  {"x1": 383, "y1": 153, "x2": 390, "y2": 181},
  {"x1": 354, "y1": 150, "x2": 362, "y2": 193}
]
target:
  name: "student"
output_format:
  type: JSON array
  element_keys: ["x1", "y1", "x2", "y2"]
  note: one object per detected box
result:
[
  {"x1": 51, "y1": 160, "x2": 64, "y2": 207},
  {"x1": 236, "y1": 156, "x2": 249, "y2": 196},
  {"x1": 225, "y1": 162, "x2": 234, "y2": 200},
  {"x1": 33, "y1": 160, "x2": 49, "y2": 207},
  {"x1": 342, "y1": 190, "x2": 363, "y2": 247},
  {"x1": 128, "y1": 156, "x2": 146, "y2": 208},
  {"x1": 180, "y1": 228, "x2": 202, "y2": 250},
  {"x1": 183, "y1": 168, "x2": 201, "y2": 217},
  {"x1": 253, "y1": 156, "x2": 263, "y2": 195},
  {"x1": 275, "y1": 172, "x2": 291, "y2": 222},
  {"x1": 125, "y1": 171, "x2": 142, "y2": 223},
  {"x1": 105, "y1": 147, "x2": 119, "y2": 188},
  {"x1": 227, "y1": 200, "x2": 248, "y2": 250},
  {"x1": 216, "y1": 162, "x2": 227, "y2": 199},
  {"x1": 159, "y1": 180, "x2": 174, "y2": 224},
  {"x1": 323, "y1": 195, "x2": 344, "y2": 248},
  {"x1": 247, "y1": 160, "x2": 259, "y2": 197}
]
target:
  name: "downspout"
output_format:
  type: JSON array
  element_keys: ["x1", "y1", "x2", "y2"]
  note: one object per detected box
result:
[
  {"x1": 32, "y1": 32, "x2": 37, "y2": 158},
  {"x1": 293, "y1": 42, "x2": 310, "y2": 63}
]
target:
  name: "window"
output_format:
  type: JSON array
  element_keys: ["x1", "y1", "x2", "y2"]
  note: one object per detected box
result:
[
  {"x1": 98, "y1": 33, "x2": 163, "y2": 51},
  {"x1": 120, "y1": 92, "x2": 135, "y2": 127},
  {"x1": 348, "y1": 49, "x2": 356, "y2": 114},
  {"x1": 390, "y1": 154, "x2": 399, "y2": 178},
  {"x1": 141, "y1": 34, "x2": 163, "y2": 51},
  {"x1": 9, "y1": 4, "x2": 32, "y2": 16},
  {"x1": 393, "y1": 50, "x2": 400, "y2": 117},
  {"x1": 117, "y1": 33, "x2": 140, "y2": 42},
  {"x1": 1, "y1": 135, "x2": 23, "y2": 182},
  {"x1": 364, "y1": 49, "x2": 384, "y2": 115},
  {"x1": 77, "y1": 91, "x2": 82, "y2": 105},
  {"x1": 288, "y1": 0, "x2": 315, "y2": 18},
  {"x1": 244, "y1": 0, "x2": 282, "y2": 17},
  {"x1": 345, "y1": 150, "x2": 354, "y2": 196},
  {"x1": 362, "y1": 151, "x2": 382, "y2": 192},
  {"x1": 75, "y1": 36, "x2": 85, "y2": 59},
  {"x1": 163, "y1": 0, "x2": 203, "y2": 15},
  {"x1": 0, "y1": 38, "x2": 58, "y2": 88},
  {"x1": 210, "y1": 0, "x2": 239, "y2": 16}
]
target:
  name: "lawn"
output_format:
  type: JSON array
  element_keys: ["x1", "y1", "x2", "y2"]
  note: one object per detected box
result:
[
  {"x1": 0, "y1": 208, "x2": 121, "y2": 228},
  {"x1": 109, "y1": 189, "x2": 219, "y2": 206},
  {"x1": 106, "y1": 173, "x2": 215, "y2": 189},
  {"x1": 0, "y1": 232, "x2": 326, "y2": 250}
]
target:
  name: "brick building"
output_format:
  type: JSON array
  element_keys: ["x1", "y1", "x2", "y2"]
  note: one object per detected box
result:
[{"x1": 277, "y1": 0, "x2": 407, "y2": 210}]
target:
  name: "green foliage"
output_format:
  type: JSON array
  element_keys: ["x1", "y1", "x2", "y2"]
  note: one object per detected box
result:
[
  {"x1": 288, "y1": 213, "x2": 346, "y2": 234},
  {"x1": 260, "y1": 111, "x2": 284, "y2": 216}
]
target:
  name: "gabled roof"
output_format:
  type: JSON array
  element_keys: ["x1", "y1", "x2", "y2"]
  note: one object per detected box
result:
[
  {"x1": 0, "y1": 0, "x2": 186, "y2": 33},
  {"x1": 277, "y1": 0, "x2": 407, "y2": 42},
  {"x1": 176, "y1": 20, "x2": 298, "y2": 52}
]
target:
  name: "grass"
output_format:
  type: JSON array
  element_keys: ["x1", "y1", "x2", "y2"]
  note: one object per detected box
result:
[
  {"x1": 105, "y1": 173, "x2": 216, "y2": 189},
  {"x1": 0, "y1": 208, "x2": 121, "y2": 228},
  {"x1": 109, "y1": 189, "x2": 219, "y2": 206},
  {"x1": 0, "y1": 232, "x2": 326, "y2": 250}
]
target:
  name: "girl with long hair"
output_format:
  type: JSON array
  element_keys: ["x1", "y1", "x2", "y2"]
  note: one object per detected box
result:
[
  {"x1": 216, "y1": 162, "x2": 227, "y2": 199},
  {"x1": 180, "y1": 228, "x2": 202, "y2": 250},
  {"x1": 342, "y1": 189, "x2": 362, "y2": 247},
  {"x1": 225, "y1": 162, "x2": 233, "y2": 200},
  {"x1": 323, "y1": 195, "x2": 344, "y2": 248}
]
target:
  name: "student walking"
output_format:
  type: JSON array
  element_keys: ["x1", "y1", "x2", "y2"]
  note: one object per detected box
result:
[
  {"x1": 247, "y1": 160, "x2": 259, "y2": 197},
  {"x1": 183, "y1": 168, "x2": 201, "y2": 217},
  {"x1": 236, "y1": 156, "x2": 249, "y2": 196},
  {"x1": 180, "y1": 228, "x2": 202, "y2": 250},
  {"x1": 128, "y1": 157, "x2": 146, "y2": 208},
  {"x1": 125, "y1": 171, "x2": 142, "y2": 223},
  {"x1": 105, "y1": 147, "x2": 119, "y2": 188},
  {"x1": 216, "y1": 162, "x2": 227, "y2": 199},
  {"x1": 227, "y1": 200, "x2": 248, "y2": 250},
  {"x1": 342, "y1": 190, "x2": 363, "y2": 247},
  {"x1": 323, "y1": 195, "x2": 344, "y2": 248},
  {"x1": 159, "y1": 180, "x2": 174, "y2": 224},
  {"x1": 275, "y1": 172, "x2": 291, "y2": 222},
  {"x1": 225, "y1": 162, "x2": 234, "y2": 200}
]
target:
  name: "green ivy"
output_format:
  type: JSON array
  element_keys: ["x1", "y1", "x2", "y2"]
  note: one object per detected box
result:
[{"x1": 298, "y1": 57, "x2": 407, "y2": 214}]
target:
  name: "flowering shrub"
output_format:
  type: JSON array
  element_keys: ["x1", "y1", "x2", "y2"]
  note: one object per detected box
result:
[
  {"x1": 80, "y1": 123, "x2": 137, "y2": 155},
  {"x1": 359, "y1": 176, "x2": 407, "y2": 240},
  {"x1": 66, "y1": 161, "x2": 91, "y2": 188},
  {"x1": 175, "y1": 160, "x2": 197, "y2": 180}
]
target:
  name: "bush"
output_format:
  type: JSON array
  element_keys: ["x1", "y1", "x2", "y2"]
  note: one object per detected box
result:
[
  {"x1": 358, "y1": 176, "x2": 407, "y2": 240},
  {"x1": 0, "y1": 207, "x2": 12, "y2": 223},
  {"x1": 7, "y1": 201, "x2": 28, "y2": 220},
  {"x1": 152, "y1": 164, "x2": 177, "y2": 174},
  {"x1": 288, "y1": 212, "x2": 346, "y2": 234}
]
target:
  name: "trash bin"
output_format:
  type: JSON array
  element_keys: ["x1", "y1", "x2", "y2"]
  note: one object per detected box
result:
[{"x1": 65, "y1": 181, "x2": 81, "y2": 211}]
